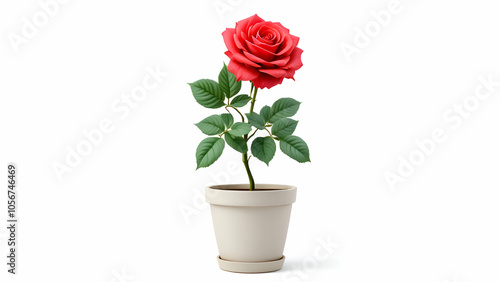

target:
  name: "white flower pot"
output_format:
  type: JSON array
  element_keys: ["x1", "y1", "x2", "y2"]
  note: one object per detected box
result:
[{"x1": 205, "y1": 184, "x2": 297, "y2": 273}]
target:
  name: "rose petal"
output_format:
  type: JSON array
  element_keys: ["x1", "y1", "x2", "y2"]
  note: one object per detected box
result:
[
  {"x1": 222, "y1": 28, "x2": 239, "y2": 54},
  {"x1": 236, "y1": 14, "x2": 264, "y2": 35},
  {"x1": 256, "y1": 35, "x2": 273, "y2": 45},
  {"x1": 276, "y1": 34, "x2": 299, "y2": 56},
  {"x1": 233, "y1": 33, "x2": 245, "y2": 50},
  {"x1": 243, "y1": 50, "x2": 290, "y2": 67},
  {"x1": 224, "y1": 29, "x2": 261, "y2": 68},
  {"x1": 250, "y1": 23, "x2": 282, "y2": 44},
  {"x1": 227, "y1": 60, "x2": 260, "y2": 81},
  {"x1": 256, "y1": 26, "x2": 280, "y2": 45},
  {"x1": 284, "y1": 47, "x2": 303, "y2": 70},
  {"x1": 269, "y1": 56, "x2": 291, "y2": 67},
  {"x1": 259, "y1": 68, "x2": 286, "y2": 78},
  {"x1": 238, "y1": 32, "x2": 250, "y2": 49},
  {"x1": 259, "y1": 68, "x2": 295, "y2": 78},
  {"x1": 273, "y1": 22, "x2": 290, "y2": 33},
  {"x1": 251, "y1": 36, "x2": 280, "y2": 53},
  {"x1": 224, "y1": 15, "x2": 302, "y2": 89},
  {"x1": 252, "y1": 73, "x2": 284, "y2": 89},
  {"x1": 258, "y1": 28, "x2": 278, "y2": 41},
  {"x1": 248, "y1": 22, "x2": 264, "y2": 38},
  {"x1": 267, "y1": 22, "x2": 289, "y2": 43},
  {"x1": 225, "y1": 50, "x2": 260, "y2": 68},
  {"x1": 246, "y1": 41, "x2": 276, "y2": 61}
]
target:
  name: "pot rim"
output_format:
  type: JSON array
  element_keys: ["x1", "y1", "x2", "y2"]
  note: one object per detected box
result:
[{"x1": 205, "y1": 184, "x2": 297, "y2": 207}]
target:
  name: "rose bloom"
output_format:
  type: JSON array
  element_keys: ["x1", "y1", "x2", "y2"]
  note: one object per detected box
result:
[{"x1": 222, "y1": 14, "x2": 303, "y2": 89}]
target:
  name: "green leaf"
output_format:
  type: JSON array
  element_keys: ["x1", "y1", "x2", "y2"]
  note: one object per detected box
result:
[
  {"x1": 269, "y1": 98, "x2": 301, "y2": 123},
  {"x1": 189, "y1": 79, "x2": 225, "y2": 109},
  {"x1": 195, "y1": 115, "x2": 226, "y2": 135},
  {"x1": 230, "y1": 94, "x2": 252, "y2": 107},
  {"x1": 224, "y1": 133, "x2": 248, "y2": 153},
  {"x1": 220, "y1": 113, "x2": 234, "y2": 129},
  {"x1": 218, "y1": 63, "x2": 242, "y2": 98},
  {"x1": 245, "y1": 112, "x2": 266, "y2": 130},
  {"x1": 196, "y1": 137, "x2": 225, "y2": 169},
  {"x1": 271, "y1": 118, "x2": 298, "y2": 139},
  {"x1": 279, "y1": 136, "x2": 310, "y2": 163},
  {"x1": 260, "y1": 106, "x2": 271, "y2": 123},
  {"x1": 228, "y1": 122, "x2": 252, "y2": 136},
  {"x1": 251, "y1": 137, "x2": 276, "y2": 165}
]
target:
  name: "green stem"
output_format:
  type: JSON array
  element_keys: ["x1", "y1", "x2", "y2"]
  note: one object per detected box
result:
[
  {"x1": 242, "y1": 153, "x2": 254, "y2": 191},
  {"x1": 264, "y1": 127, "x2": 278, "y2": 140},
  {"x1": 249, "y1": 83, "x2": 258, "y2": 113},
  {"x1": 218, "y1": 129, "x2": 228, "y2": 137},
  {"x1": 243, "y1": 82, "x2": 258, "y2": 190},
  {"x1": 225, "y1": 105, "x2": 245, "y2": 122},
  {"x1": 248, "y1": 128, "x2": 258, "y2": 140}
]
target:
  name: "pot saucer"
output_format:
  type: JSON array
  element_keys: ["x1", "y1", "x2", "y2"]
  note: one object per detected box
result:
[{"x1": 217, "y1": 255, "x2": 285, "y2": 273}]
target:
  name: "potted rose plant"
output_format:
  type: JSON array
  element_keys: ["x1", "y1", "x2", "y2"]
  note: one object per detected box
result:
[{"x1": 189, "y1": 14, "x2": 309, "y2": 273}]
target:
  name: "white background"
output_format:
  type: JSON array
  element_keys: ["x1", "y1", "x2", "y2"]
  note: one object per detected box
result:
[{"x1": 1, "y1": 0, "x2": 500, "y2": 281}]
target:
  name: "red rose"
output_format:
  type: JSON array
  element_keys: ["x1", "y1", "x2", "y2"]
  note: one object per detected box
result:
[{"x1": 222, "y1": 14, "x2": 303, "y2": 89}]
